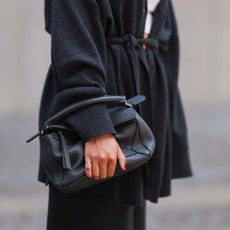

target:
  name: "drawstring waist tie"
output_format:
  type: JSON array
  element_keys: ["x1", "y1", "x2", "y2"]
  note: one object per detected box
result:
[
  {"x1": 106, "y1": 34, "x2": 159, "y2": 50},
  {"x1": 106, "y1": 33, "x2": 159, "y2": 107}
]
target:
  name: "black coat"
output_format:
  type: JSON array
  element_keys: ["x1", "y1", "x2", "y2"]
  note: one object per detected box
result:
[{"x1": 38, "y1": 0, "x2": 192, "y2": 205}]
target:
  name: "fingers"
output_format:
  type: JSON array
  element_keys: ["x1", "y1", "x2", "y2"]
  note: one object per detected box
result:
[
  {"x1": 84, "y1": 135, "x2": 126, "y2": 181},
  {"x1": 97, "y1": 153, "x2": 116, "y2": 179},
  {"x1": 85, "y1": 150, "x2": 101, "y2": 180},
  {"x1": 85, "y1": 148, "x2": 126, "y2": 180},
  {"x1": 98, "y1": 154, "x2": 108, "y2": 180},
  {"x1": 117, "y1": 145, "x2": 126, "y2": 171},
  {"x1": 85, "y1": 152, "x2": 107, "y2": 180},
  {"x1": 85, "y1": 156, "x2": 92, "y2": 178},
  {"x1": 92, "y1": 158, "x2": 100, "y2": 180},
  {"x1": 107, "y1": 154, "x2": 116, "y2": 178}
]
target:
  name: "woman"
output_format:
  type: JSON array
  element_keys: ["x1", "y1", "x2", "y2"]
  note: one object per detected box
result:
[{"x1": 38, "y1": 0, "x2": 192, "y2": 229}]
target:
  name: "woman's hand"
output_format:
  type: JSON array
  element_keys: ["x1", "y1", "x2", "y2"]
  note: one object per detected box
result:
[{"x1": 84, "y1": 133, "x2": 126, "y2": 180}]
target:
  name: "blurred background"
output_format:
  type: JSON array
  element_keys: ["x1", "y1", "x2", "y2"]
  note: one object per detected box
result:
[{"x1": 0, "y1": 0, "x2": 229, "y2": 229}]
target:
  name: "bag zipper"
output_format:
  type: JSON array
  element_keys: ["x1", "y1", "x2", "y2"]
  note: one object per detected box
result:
[
  {"x1": 26, "y1": 125, "x2": 51, "y2": 143},
  {"x1": 26, "y1": 124, "x2": 73, "y2": 143}
]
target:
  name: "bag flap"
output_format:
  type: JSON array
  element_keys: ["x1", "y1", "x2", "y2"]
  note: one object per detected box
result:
[{"x1": 108, "y1": 106, "x2": 136, "y2": 127}]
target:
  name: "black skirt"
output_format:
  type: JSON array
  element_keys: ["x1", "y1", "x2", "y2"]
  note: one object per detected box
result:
[{"x1": 46, "y1": 184, "x2": 146, "y2": 230}]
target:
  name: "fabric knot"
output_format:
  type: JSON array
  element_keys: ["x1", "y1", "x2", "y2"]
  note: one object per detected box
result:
[{"x1": 123, "y1": 34, "x2": 140, "y2": 48}]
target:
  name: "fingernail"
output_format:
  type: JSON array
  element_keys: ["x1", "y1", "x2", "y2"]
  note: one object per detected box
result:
[{"x1": 123, "y1": 163, "x2": 126, "y2": 170}]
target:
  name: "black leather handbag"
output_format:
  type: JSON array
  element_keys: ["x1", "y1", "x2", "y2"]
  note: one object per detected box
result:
[{"x1": 26, "y1": 94, "x2": 156, "y2": 193}]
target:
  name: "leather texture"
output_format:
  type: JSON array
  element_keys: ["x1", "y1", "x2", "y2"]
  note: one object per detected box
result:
[{"x1": 29, "y1": 95, "x2": 156, "y2": 193}]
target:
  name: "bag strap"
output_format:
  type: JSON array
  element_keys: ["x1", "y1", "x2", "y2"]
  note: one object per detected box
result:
[
  {"x1": 45, "y1": 95, "x2": 127, "y2": 126},
  {"x1": 26, "y1": 95, "x2": 145, "y2": 143},
  {"x1": 44, "y1": 94, "x2": 146, "y2": 126}
]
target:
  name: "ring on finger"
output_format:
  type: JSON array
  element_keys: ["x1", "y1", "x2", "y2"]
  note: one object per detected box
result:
[{"x1": 85, "y1": 159, "x2": 92, "y2": 166}]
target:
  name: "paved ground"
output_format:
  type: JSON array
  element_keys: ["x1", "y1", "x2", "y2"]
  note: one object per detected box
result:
[{"x1": 0, "y1": 106, "x2": 230, "y2": 230}]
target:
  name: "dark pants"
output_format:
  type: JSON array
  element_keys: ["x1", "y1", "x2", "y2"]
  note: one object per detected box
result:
[{"x1": 46, "y1": 184, "x2": 146, "y2": 230}]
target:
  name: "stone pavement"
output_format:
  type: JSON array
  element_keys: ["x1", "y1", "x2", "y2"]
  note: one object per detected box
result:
[{"x1": 0, "y1": 106, "x2": 230, "y2": 230}]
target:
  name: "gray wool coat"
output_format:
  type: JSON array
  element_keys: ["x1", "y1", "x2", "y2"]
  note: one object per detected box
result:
[{"x1": 38, "y1": 0, "x2": 192, "y2": 206}]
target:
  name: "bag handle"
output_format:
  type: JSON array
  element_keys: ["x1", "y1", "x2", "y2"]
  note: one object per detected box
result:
[
  {"x1": 44, "y1": 95, "x2": 127, "y2": 126},
  {"x1": 26, "y1": 94, "x2": 145, "y2": 143}
]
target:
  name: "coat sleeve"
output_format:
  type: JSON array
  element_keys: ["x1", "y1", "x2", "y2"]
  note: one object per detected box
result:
[{"x1": 49, "y1": 0, "x2": 117, "y2": 142}]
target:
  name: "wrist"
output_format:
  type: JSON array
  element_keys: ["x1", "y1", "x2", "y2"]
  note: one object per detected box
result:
[{"x1": 87, "y1": 133, "x2": 115, "y2": 142}]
